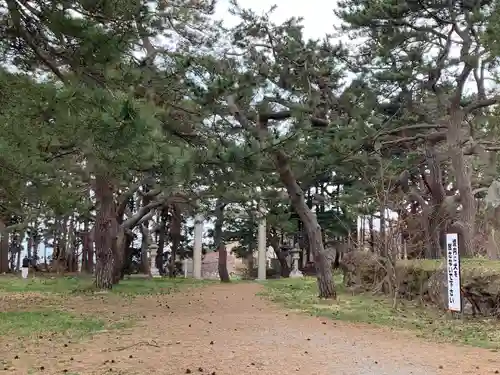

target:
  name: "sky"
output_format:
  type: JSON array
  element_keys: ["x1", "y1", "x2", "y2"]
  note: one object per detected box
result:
[{"x1": 214, "y1": 0, "x2": 341, "y2": 40}]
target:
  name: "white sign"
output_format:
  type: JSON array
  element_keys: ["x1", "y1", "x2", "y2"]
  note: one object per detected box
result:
[{"x1": 446, "y1": 233, "x2": 461, "y2": 312}]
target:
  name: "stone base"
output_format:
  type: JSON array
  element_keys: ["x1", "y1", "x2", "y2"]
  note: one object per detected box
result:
[
  {"x1": 151, "y1": 267, "x2": 161, "y2": 278},
  {"x1": 289, "y1": 269, "x2": 303, "y2": 278}
]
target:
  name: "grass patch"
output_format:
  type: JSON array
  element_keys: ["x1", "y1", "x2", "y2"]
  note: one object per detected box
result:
[
  {"x1": 397, "y1": 257, "x2": 500, "y2": 272},
  {"x1": 0, "y1": 310, "x2": 105, "y2": 337},
  {"x1": 0, "y1": 275, "x2": 214, "y2": 295},
  {"x1": 261, "y1": 276, "x2": 500, "y2": 349},
  {"x1": 110, "y1": 277, "x2": 215, "y2": 295}
]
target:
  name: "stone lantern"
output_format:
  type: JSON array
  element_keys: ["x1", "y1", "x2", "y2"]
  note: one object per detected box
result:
[
  {"x1": 148, "y1": 243, "x2": 161, "y2": 278},
  {"x1": 289, "y1": 244, "x2": 303, "y2": 278}
]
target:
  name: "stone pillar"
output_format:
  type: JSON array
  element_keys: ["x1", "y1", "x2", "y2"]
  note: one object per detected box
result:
[
  {"x1": 289, "y1": 245, "x2": 303, "y2": 278},
  {"x1": 257, "y1": 214, "x2": 267, "y2": 281},
  {"x1": 149, "y1": 243, "x2": 161, "y2": 278},
  {"x1": 193, "y1": 214, "x2": 203, "y2": 279}
]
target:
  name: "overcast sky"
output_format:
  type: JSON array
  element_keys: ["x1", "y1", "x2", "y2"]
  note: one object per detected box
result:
[{"x1": 215, "y1": 0, "x2": 341, "y2": 40}]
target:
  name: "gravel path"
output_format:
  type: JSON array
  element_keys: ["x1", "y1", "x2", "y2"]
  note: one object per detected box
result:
[{"x1": 4, "y1": 283, "x2": 500, "y2": 374}]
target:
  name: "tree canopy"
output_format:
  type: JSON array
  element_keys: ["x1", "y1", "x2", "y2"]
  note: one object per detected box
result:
[{"x1": 2, "y1": 0, "x2": 500, "y2": 297}]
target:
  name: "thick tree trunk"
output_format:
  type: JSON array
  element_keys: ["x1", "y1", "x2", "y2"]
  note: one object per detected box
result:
[
  {"x1": 380, "y1": 202, "x2": 387, "y2": 257},
  {"x1": 421, "y1": 208, "x2": 439, "y2": 259},
  {"x1": 368, "y1": 216, "x2": 375, "y2": 253},
  {"x1": 27, "y1": 231, "x2": 33, "y2": 262},
  {"x1": 88, "y1": 228, "x2": 95, "y2": 272},
  {"x1": 425, "y1": 145, "x2": 447, "y2": 258},
  {"x1": 0, "y1": 220, "x2": 9, "y2": 273},
  {"x1": 66, "y1": 217, "x2": 77, "y2": 272},
  {"x1": 448, "y1": 110, "x2": 476, "y2": 256},
  {"x1": 94, "y1": 173, "x2": 118, "y2": 289},
  {"x1": 274, "y1": 250, "x2": 290, "y2": 277},
  {"x1": 218, "y1": 243, "x2": 231, "y2": 282},
  {"x1": 169, "y1": 204, "x2": 181, "y2": 278},
  {"x1": 268, "y1": 229, "x2": 290, "y2": 277},
  {"x1": 33, "y1": 237, "x2": 40, "y2": 271},
  {"x1": 113, "y1": 227, "x2": 126, "y2": 283},
  {"x1": 120, "y1": 230, "x2": 135, "y2": 278},
  {"x1": 486, "y1": 206, "x2": 500, "y2": 259},
  {"x1": 15, "y1": 231, "x2": 24, "y2": 272},
  {"x1": 81, "y1": 221, "x2": 93, "y2": 273},
  {"x1": 157, "y1": 208, "x2": 168, "y2": 275},
  {"x1": 140, "y1": 228, "x2": 150, "y2": 274},
  {"x1": 140, "y1": 224, "x2": 151, "y2": 276},
  {"x1": 308, "y1": 223, "x2": 336, "y2": 298},
  {"x1": 9, "y1": 242, "x2": 15, "y2": 272},
  {"x1": 214, "y1": 200, "x2": 230, "y2": 282},
  {"x1": 274, "y1": 150, "x2": 336, "y2": 298}
]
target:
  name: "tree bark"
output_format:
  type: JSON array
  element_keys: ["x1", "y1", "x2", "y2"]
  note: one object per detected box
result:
[
  {"x1": 94, "y1": 173, "x2": 118, "y2": 289},
  {"x1": 169, "y1": 204, "x2": 181, "y2": 278},
  {"x1": 218, "y1": 243, "x2": 231, "y2": 282},
  {"x1": 140, "y1": 223, "x2": 151, "y2": 276},
  {"x1": 424, "y1": 145, "x2": 447, "y2": 258},
  {"x1": 81, "y1": 221, "x2": 93, "y2": 273},
  {"x1": 15, "y1": 231, "x2": 24, "y2": 272},
  {"x1": 274, "y1": 150, "x2": 336, "y2": 298},
  {"x1": 368, "y1": 216, "x2": 374, "y2": 253},
  {"x1": 214, "y1": 200, "x2": 230, "y2": 282},
  {"x1": 268, "y1": 228, "x2": 290, "y2": 277},
  {"x1": 0, "y1": 220, "x2": 9, "y2": 273},
  {"x1": 27, "y1": 230, "x2": 33, "y2": 263},
  {"x1": 486, "y1": 206, "x2": 500, "y2": 259},
  {"x1": 157, "y1": 207, "x2": 168, "y2": 275},
  {"x1": 447, "y1": 110, "x2": 476, "y2": 256}
]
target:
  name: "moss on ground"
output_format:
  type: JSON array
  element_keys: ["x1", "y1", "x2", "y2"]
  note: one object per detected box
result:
[
  {"x1": 0, "y1": 275, "x2": 213, "y2": 339},
  {"x1": 0, "y1": 274, "x2": 214, "y2": 295},
  {"x1": 0, "y1": 310, "x2": 105, "y2": 337},
  {"x1": 397, "y1": 258, "x2": 500, "y2": 272}
]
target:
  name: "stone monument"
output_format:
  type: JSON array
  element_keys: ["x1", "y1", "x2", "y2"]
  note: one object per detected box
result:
[
  {"x1": 149, "y1": 243, "x2": 161, "y2": 278},
  {"x1": 289, "y1": 245, "x2": 303, "y2": 278},
  {"x1": 193, "y1": 214, "x2": 203, "y2": 279}
]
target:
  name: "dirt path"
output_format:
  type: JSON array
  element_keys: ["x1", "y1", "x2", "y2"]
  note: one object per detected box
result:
[{"x1": 4, "y1": 283, "x2": 500, "y2": 375}]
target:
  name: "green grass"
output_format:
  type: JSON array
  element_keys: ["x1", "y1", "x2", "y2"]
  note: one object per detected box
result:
[
  {"x1": 397, "y1": 257, "x2": 500, "y2": 272},
  {"x1": 0, "y1": 310, "x2": 105, "y2": 337},
  {"x1": 261, "y1": 276, "x2": 500, "y2": 349},
  {"x1": 0, "y1": 275, "x2": 214, "y2": 295},
  {"x1": 0, "y1": 275, "x2": 214, "y2": 339}
]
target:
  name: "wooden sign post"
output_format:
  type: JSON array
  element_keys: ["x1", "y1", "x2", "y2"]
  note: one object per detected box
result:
[{"x1": 445, "y1": 233, "x2": 461, "y2": 313}]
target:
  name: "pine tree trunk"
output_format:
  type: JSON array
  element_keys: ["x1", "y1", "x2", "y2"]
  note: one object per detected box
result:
[
  {"x1": 157, "y1": 208, "x2": 168, "y2": 275},
  {"x1": 274, "y1": 150, "x2": 336, "y2": 299},
  {"x1": 447, "y1": 110, "x2": 476, "y2": 256},
  {"x1": 276, "y1": 250, "x2": 290, "y2": 277},
  {"x1": 169, "y1": 204, "x2": 182, "y2": 278},
  {"x1": 95, "y1": 251, "x2": 114, "y2": 289},
  {"x1": 81, "y1": 221, "x2": 91, "y2": 273},
  {"x1": 0, "y1": 220, "x2": 9, "y2": 273},
  {"x1": 27, "y1": 232, "x2": 33, "y2": 263},
  {"x1": 88, "y1": 228, "x2": 95, "y2": 273},
  {"x1": 140, "y1": 224, "x2": 151, "y2": 275},
  {"x1": 368, "y1": 216, "x2": 375, "y2": 253},
  {"x1": 268, "y1": 230, "x2": 290, "y2": 277},
  {"x1": 113, "y1": 228, "x2": 126, "y2": 282},
  {"x1": 218, "y1": 243, "x2": 231, "y2": 282},
  {"x1": 94, "y1": 173, "x2": 118, "y2": 289},
  {"x1": 213, "y1": 200, "x2": 230, "y2": 282}
]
